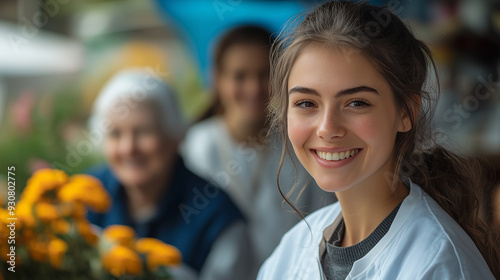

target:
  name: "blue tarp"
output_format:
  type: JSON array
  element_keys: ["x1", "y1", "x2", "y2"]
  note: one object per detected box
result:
[
  {"x1": 154, "y1": 0, "x2": 309, "y2": 84},
  {"x1": 154, "y1": 0, "x2": 391, "y2": 84}
]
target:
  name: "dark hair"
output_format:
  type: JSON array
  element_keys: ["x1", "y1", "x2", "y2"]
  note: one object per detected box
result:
[
  {"x1": 269, "y1": 1, "x2": 500, "y2": 276},
  {"x1": 197, "y1": 25, "x2": 272, "y2": 121}
]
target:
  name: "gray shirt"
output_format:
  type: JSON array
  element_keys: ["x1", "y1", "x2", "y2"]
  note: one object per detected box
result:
[{"x1": 321, "y1": 203, "x2": 401, "y2": 280}]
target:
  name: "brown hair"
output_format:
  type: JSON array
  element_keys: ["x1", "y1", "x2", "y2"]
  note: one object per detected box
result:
[
  {"x1": 197, "y1": 25, "x2": 272, "y2": 122},
  {"x1": 269, "y1": 1, "x2": 500, "y2": 276}
]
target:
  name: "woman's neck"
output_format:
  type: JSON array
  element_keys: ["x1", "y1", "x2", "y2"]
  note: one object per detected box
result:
[
  {"x1": 336, "y1": 172, "x2": 409, "y2": 247},
  {"x1": 123, "y1": 159, "x2": 175, "y2": 219},
  {"x1": 124, "y1": 183, "x2": 165, "y2": 218}
]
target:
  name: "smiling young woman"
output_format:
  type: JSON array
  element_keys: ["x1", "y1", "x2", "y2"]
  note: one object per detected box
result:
[{"x1": 258, "y1": 1, "x2": 499, "y2": 279}]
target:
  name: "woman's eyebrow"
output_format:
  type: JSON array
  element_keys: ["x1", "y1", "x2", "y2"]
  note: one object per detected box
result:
[
  {"x1": 288, "y1": 86, "x2": 320, "y2": 96},
  {"x1": 288, "y1": 86, "x2": 379, "y2": 97},
  {"x1": 336, "y1": 86, "x2": 378, "y2": 97}
]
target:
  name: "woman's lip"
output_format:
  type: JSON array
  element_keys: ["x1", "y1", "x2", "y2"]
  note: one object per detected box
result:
[
  {"x1": 310, "y1": 148, "x2": 362, "y2": 168},
  {"x1": 311, "y1": 147, "x2": 361, "y2": 153}
]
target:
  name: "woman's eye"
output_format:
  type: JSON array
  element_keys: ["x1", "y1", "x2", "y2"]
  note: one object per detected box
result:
[
  {"x1": 293, "y1": 100, "x2": 316, "y2": 108},
  {"x1": 108, "y1": 130, "x2": 120, "y2": 138},
  {"x1": 233, "y1": 72, "x2": 245, "y2": 82},
  {"x1": 348, "y1": 100, "x2": 370, "y2": 108},
  {"x1": 136, "y1": 127, "x2": 154, "y2": 136}
]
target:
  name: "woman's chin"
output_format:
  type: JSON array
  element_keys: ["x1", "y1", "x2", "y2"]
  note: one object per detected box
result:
[
  {"x1": 315, "y1": 178, "x2": 352, "y2": 193},
  {"x1": 120, "y1": 177, "x2": 151, "y2": 189}
]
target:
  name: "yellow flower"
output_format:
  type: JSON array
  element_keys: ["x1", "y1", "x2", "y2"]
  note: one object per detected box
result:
[
  {"x1": 147, "y1": 250, "x2": 182, "y2": 270},
  {"x1": 22, "y1": 169, "x2": 68, "y2": 203},
  {"x1": 48, "y1": 238, "x2": 67, "y2": 269},
  {"x1": 0, "y1": 244, "x2": 9, "y2": 262},
  {"x1": 29, "y1": 169, "x2": 68, "y2": 190},
  {"x1": 136, "y1": 238, "x2": 182, "y2": 270},
  {"x1": 58, "y1": 175, "x2": 111, "y2": 213},
  {"x1": 102, "y1": 245, "x2": 143, "y2": 277},
  {"x1": 136, "y1": 237, "x2": 164, "y2": 254},
  {"x1": 0, "y1": 209, "x2": 8, "y2": 243},
  {"x1": 18, "y1": 227, "x2": 34, "y2": 246},
  {"x1": 27, "y1": 237, "x2": 48, "y2": 262},
  {"x1": 76, "y1": 219, "x2": 99, "y2": 245},
  {"x1": 0, "y1": 208, "x2": 9, "y2": 225},
  {"x1": 59, "y1": 202, "x2": 87, "y2": 218},
  {"x1": 35, "y1": 202, "x2": 60, "y2": 223},
  {"x1": 72, "y1": 202, "x2": 87, "y2": 218},
  {"x1": 103, "y1": 225, "x2": 136, "y2": 248},
  {"x1": 16, "y1": 201, "x2": 35, "y2": 228},
  {"x1": 51, "y1": 219, "x2": 70, "y2": 234},
  {"x1": 83, "y1": 230, "x2": 99, "y2": 245},
  {"x1": 19, "y1": 186, "x2": 44, "y2": 205}
]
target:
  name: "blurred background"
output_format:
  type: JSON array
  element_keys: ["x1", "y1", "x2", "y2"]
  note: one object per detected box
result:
[{"x1": 0, "y1": 0, "x2": 499, "y2": 199}]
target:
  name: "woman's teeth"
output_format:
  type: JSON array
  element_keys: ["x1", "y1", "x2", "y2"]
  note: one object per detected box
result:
[{"x1": 315, "y1": 149, "x2": 360, "y2": 161}]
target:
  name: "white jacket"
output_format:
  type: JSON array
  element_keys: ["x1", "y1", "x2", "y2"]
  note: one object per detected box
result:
[{"x1": 258, "y1": 179, "x2": 495, "y2": 280}]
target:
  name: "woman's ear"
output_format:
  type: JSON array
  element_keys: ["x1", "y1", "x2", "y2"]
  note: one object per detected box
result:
[{"x1": 397, "y1": 95, "x2": 421, "y2": 133}]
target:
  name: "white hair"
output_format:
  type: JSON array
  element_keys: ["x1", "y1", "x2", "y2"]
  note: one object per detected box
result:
[{"x1": 88, "y1": 68, "x2": 187, "y2": 142}]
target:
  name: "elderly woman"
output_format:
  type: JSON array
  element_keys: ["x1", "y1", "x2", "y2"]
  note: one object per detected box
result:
[{"x1": 86, "y1": 68, "x2": 250, "y2": 279}]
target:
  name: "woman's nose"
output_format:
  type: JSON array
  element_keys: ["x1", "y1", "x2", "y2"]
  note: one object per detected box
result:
[
  {"x1": 316, "y1": 108, "x2": 346, "y2": 140},
  {"x1": 244, "y1": 77, "x2": 261, "y2": 96},
  {"x1": 118, "y1": 133, "x2": 137, "y2": 155}
]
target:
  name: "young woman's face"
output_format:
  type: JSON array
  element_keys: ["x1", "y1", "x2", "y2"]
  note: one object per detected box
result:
[
  {"x1": 216, "y1": 43, "x2": 270, "y2": 124},
  {"x1": 104, "y1": 102, "x2": 176, "y2": 189},
  {"x1": 287, "y1": 45, "x2": 410, "y2": 192}
]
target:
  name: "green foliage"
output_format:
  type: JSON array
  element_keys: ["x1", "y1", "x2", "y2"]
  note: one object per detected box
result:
[{"x1": 0, "y1": 88, "x2": 103, "y2": 195}]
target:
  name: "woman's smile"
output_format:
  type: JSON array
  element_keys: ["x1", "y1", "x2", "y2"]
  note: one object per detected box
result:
[{"x1": 311, "y1": 148, "x2": 362, "y2": 169}]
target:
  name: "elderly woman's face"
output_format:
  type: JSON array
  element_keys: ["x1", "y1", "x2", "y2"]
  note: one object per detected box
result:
[{"x1": 104, "y1": 102, "x2": 175, "y2": 188}]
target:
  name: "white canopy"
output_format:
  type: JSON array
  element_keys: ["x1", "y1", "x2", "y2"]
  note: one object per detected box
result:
[{"x1": 0, "y1": 21, "x2": 83, "y2": 77}]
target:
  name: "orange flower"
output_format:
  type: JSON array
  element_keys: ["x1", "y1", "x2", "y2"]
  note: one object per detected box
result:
[
  {"x1": 76, "y1": 219, "x2": 99, "y2": 245},
  {"x1": 51, "y1": 219, "x2": 70, "y2": 234},
  {"x1": 72, "y1": 202, "x2": 87, "y2": 218},
  {"x1": 0, "y1": 208, "x2": 9, "y2": 225},
  {"x1": 136, "y1": 237, "x2": 165, "y2": 254},
  {"x1": 0, "y1": 209, "x2": 8, "y2": 243},
  {"x1": 16, "y1": 201, "x2": 35, "y2": 228},
  {"x1": 102, "y1": 245, "x2": 143, "y2": 277},
  {"x1": 48, "y1": 238, "x2": 67, "y2": 269},
  {"x1": 0, "y1": 245, "x2": 9, "y2": 262},
  {"x1": 136, "y1": 238, "x2": 182, "y2": 270},
  {"x1": 35, "y1": 202, "x2": 60, "y2": 223},
  {"x1": 58, "y1": 175, "x2": 111, "y2": 213},
  {"x1": 103, "y1": 225, "x2": 136, "y2": 248},
  {"x1": 59, "y1": 202, "x2": 87, "y2": 218},
  {"x1": 18, "y1": 227, "x2": 35, "y2": 246},
  {"x1": 19, "y1": 186, "x2": 44, "y2": 205},
  {"x1": 26, "y1": 237, "x2": 48, "y2": 262},
  {"x1": 22, "y1": 169, "x2": 68, "y2": 203},
  {"x1": 29, "y1": 169, "x2": 68, "y2": 189},
  {"x1": 147, "y1": 250, "x2": 182, "y2": 270}
]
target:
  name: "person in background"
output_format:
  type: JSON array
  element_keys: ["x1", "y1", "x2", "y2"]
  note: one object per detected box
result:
[
  {"x1": 86, "y1": 68, "x2": 252, "y2": 280},
  {"x1": 181, "y1": 25, "x2": 336, "y2": 275}
]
